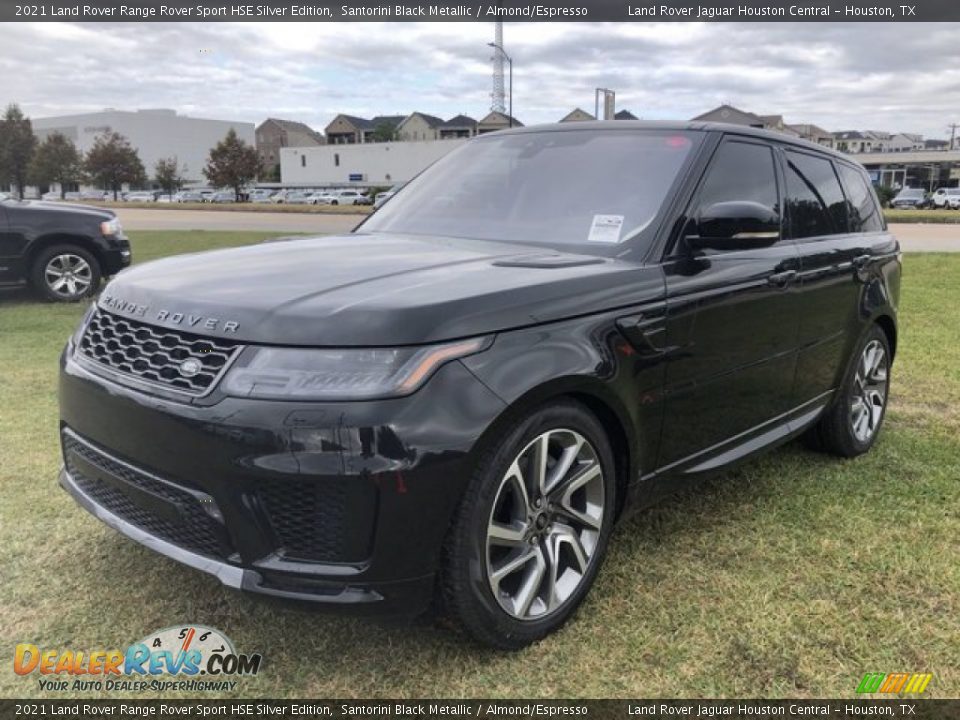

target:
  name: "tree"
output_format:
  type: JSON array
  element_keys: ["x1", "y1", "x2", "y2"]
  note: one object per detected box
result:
[
  {"x1": 30, "y1": 132, "x2": 81, "y2": 199},
  {"x1": 370, "y1": 121, "x2": 397, "y2": 143},
  {"x1": 84, "y1": 132, "x2": 146, "y2": 200},
  {"x1": 154, "y1": 156, "x2": 184, "y2": 199},
  {"x1": 204, "y1": 129, "x2": 260, "y2": 201},
  {"x1": 0, "y1": 104, "x2": 37, "y2": 199}
]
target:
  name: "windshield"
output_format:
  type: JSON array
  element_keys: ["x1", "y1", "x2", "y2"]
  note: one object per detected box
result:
[
  {"x1": 362, "y1": 129, "x2": 700, "y2": 251},
  {"x1": 898, "y1": 189, "x2": 924, "y2": 198}
]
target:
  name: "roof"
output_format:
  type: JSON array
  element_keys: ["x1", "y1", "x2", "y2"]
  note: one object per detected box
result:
[
  {"x1": 479, "y1": 111, "x2": 524, "y2": 126},
  {"x1": 441, "y1": 114, "x2": 478, "y2": 128},
  {"x1": 787, "y1": 123, "x2": 831, "y2": 138},
  {"x1": 560, "y1": 108, "x2": 596, "y2": 122},
  {"x1": 403, "y1": 111, "x2": 445, "y2": 128},
  {"x1": 325, "y1": 114, "x2": 372, "y2": 131},
  {"x1": 260, "y1": 118, "x2": 318, "y2": 135},
  {"x1": 834, "y1": 130, "x2": 866, "y2": 140},
  {"x1": 614, "y1": 110, "x2": 638, "y2": 120},
  {"x1": 369, "y1": 115, "x2": 405, "y2": 129},
  {"x1": 691, "y1": 104, "x2": 763, "y2": 125},
  {"x1": 488, "y1": 119, "x2": 859, "y2": 164}
]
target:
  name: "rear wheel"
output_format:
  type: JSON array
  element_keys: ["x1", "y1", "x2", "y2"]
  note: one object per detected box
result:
[
  {"x1": 441, "y1": 401, "x2": 616, "y2": 649},
  {"x1": 803, "y1": 324, "x2": 891, "y2": 457},
  {"x1": 30, "y1": 245, "x2": 101, "y2": 303}
]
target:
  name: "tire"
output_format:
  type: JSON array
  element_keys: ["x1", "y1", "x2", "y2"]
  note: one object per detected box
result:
[
  {"x1": 802, "y1": 324, "x2": 891, "y2": 458},
  {"x1": 441, "y1": 400, "x2": 617, "y2": 649},
  {"x1": 330, "y1": 200, "x2": 338, "y2": 205},
  {"x1": 30, "y1": 244, "x2": 101, "y2": 303}
]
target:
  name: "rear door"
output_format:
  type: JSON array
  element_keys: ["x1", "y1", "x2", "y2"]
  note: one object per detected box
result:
[
  {"x1": 785, "y1": 150, "x2": 878, "y2": 405},
  {"x1": 657, "y1": 137, "x2": 801, "y2": 469}
]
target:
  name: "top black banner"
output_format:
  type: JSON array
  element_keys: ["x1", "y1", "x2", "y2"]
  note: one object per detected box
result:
[{"x1": 2, "y1": 0, "x2": 959, "y2": 22}]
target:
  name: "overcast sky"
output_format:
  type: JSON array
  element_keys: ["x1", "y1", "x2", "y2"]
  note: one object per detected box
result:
[{"x1": 1, "y1": 22, "x2": 958, "y2": 140}]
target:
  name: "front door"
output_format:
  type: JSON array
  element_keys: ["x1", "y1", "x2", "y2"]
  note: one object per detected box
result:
[{"x1": 657, "y1": 138, "x2": 801, "y2": 469}]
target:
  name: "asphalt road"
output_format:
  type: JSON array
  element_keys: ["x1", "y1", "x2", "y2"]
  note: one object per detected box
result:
[{"x1": 115, "y1": 209, "x2": 959, "y2": 251}]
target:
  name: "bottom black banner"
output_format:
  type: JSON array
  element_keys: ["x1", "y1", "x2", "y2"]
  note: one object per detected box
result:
[{"x1": 2, "y1": 700, "x2": 959, "y2": 720}]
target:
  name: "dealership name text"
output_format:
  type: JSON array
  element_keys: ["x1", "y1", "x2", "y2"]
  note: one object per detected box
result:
[{"x1": 628, "y1": 4, "x2": 901, "y2": 17}]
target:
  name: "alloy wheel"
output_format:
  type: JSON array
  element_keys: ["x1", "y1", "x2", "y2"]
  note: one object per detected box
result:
[
  {"x1": 44, "y1": 253, "x2": 93, "y2": 299},
  {"x1": 850, "y1": 339, "x2": 888, "y2": 443},
  {"x1": 485, "y1": 429, "x2": 605, "y2": 621}
]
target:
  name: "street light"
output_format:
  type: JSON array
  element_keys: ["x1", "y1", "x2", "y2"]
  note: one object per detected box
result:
[{"x1": 488, "y1": 41, "x2": 513, "y2": 128}]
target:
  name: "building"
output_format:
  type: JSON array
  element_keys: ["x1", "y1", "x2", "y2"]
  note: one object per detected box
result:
[
  {"x1": 692, "y1": 104, "x2": 771, "y2": 129},
  {"x1": 439, "y1": 115, "x2": 478, "y2": 139},
  {"x1": 324, "y1": 114, "x2": 406, "y2": 144},
  {"x1": 478, "y1": 111, "x2": 524, "y2": 134},
  {"x1": 614, "y1": 110, "x2": 639, "y2": 120},
  {"x1": 559, "y1": 108, "x2": 595, "y2": 123},
  {"x1": 32, "y1": 109, "x2": 255, "y2": 183},
  {"x1": 396, "y1": 112, "x2": 445, "y2": 141},
  {"x1": 786, "y1": 123, "x2": 833, "y2": 145},
  {"x1": 281, "y1": 138, "x2": 468, "y2": 186},
  {"x1": 855, "y1": 149, "x2": 960, "y2": 189},
  {"x1": 255, "y1": 118, "x2": 324, "y2": 178}
]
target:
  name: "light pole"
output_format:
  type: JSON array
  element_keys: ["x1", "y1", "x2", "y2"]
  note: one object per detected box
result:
[{"x1": 488, "y1": 41, "x2": 513, "y2": 127}]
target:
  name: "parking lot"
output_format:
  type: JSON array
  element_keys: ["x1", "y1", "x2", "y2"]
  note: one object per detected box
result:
[{"x1": 108, "y1": 208, "x2": 960, "y2": 251}]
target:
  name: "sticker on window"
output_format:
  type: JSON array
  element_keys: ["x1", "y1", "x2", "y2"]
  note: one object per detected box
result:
[{"x1": 587, "y1": 215, "x2": 624, "y2": 244}]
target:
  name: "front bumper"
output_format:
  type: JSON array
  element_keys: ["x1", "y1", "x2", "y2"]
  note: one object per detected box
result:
[
  {"x1": 100, "y1": 235, "x2": 132, "y2": 276},
  {"x1": 59, "y1": 347, "x2": 506, "y2": 616}
]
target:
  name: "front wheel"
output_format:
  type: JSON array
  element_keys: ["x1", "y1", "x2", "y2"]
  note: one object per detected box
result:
[
  {"x1": 441, "y1": 400, "x2": 616, "y2": 649},
  {"x1": 30, "y1": 245, "x2": 101, "y2": 302},
  {"x1": 803, "y1": 324, "x2": 891, "y2": 457}
]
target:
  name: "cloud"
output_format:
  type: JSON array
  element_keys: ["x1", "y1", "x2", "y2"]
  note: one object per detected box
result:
[{"x1": 1, "y1": 21, "x2": 958, "y2": 140}]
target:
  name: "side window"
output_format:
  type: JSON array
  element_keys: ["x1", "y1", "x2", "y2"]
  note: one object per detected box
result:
[
  {"x1": 784, "y1": 151, "x2": 848, "y2": 238},
  {"x1": 836, "y1": 163, "x2": 884, "y2": 233},
  {"x1": 695, "y1": 140, "x2": 780, "y2": 224}
]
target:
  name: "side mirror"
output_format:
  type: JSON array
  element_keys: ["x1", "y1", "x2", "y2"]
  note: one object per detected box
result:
[{"x1": 687, "y1": 201, "x2": 780, "y2": 251}]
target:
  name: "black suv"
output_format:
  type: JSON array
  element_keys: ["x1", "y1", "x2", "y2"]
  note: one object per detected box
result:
[
  {"x1": 58, "y1": 122, "x2": 899, "y2": 649},
  {"x1": 0, "y1": 197, "x2": 130, "y2": 301}
]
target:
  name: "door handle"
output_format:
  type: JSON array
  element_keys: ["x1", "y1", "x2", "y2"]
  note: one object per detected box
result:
[
  {"x1": 767, "y1": 270, "x2": 797, "y2": 287},
  {"x1": 853, "y1": 254, "x2": 871, "y2": 269}
]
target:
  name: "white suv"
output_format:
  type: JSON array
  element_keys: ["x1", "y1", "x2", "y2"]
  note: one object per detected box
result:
[
  {"x1": 313, "y1": 189, "x2": 367, "y2": 206},
  {"x1": 930, "y1": 187, "x2": 960, "y2": 209}
]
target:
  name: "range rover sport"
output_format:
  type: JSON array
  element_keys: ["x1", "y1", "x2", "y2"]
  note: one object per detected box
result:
[{"x1": 58, "y1": 122, "x2": 900, "y2": 649}]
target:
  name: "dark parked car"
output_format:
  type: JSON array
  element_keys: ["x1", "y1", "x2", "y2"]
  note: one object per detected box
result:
[
  {"x1": 890, "y1": 187, "x2": 928, "y2": 209},
  {"x1": 58, "y1": 122, "x2": 899, "y2": 648},
  {"x1": 0, "y1": 197, "x2": 130, "y2": 301}
]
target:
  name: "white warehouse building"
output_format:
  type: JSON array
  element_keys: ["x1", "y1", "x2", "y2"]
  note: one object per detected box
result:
[
  {"x1": 280, "y1": 138, "x2": 468, "y2": 187},
  {"x1": 32, "y1": 109, "x2": 255, "y2": 183}
]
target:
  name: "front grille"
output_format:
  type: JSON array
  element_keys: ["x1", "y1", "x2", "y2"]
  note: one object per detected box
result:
[
  {"x1": 77, "y1": 309, "x2": 241, "y2": 396},
  {"x1": 258, "y1": 480, "x2": 359, "y2": 563},
  {"x1": 63, "y1": 431, "x2": 231, "y2": 560}
]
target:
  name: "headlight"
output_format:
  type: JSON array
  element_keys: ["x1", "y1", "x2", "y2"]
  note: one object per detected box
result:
[
  {"x1": 100, "y1": 218, "x2": 122, "y2": 236},
  {"x1": 70, "y1": 304, "x2": 96, "y2": 349},
  {"x1": 221, "y1": 337, "x2": 491, "y2": 401}
]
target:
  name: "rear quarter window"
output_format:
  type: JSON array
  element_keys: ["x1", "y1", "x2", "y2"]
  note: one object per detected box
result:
[
  {"x1": 784, "y1": 150, "x2": 848, "y2": 238},
  {"x1": 836, "y1": 163, "x2": 884, "y2": 233}
]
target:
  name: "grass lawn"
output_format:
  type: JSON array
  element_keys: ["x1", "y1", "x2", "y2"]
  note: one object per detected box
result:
[
  {"x1": 1, "y1": 231, "x2": 957, "y2": 699},
  {"x1": 885, "y1": 208, "x2": 960, "y2": 224}
]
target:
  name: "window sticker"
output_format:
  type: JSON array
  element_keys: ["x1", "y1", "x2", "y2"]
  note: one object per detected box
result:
[{"x1": 587, "y1": 214, "x2": 625, "y2": 243}]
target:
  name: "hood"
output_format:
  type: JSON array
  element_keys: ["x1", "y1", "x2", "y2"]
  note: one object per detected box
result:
[
  {"x1": 11, "y1": 199, "x2": 115, "y2": 220},
  {"x1": 98, "y1": 233, "x2": 664, "y2": 346}
]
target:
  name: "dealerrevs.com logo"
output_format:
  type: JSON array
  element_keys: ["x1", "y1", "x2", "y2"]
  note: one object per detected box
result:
[{"x1": 14, "y1": 625, "x2": 263, "y2": 693}]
